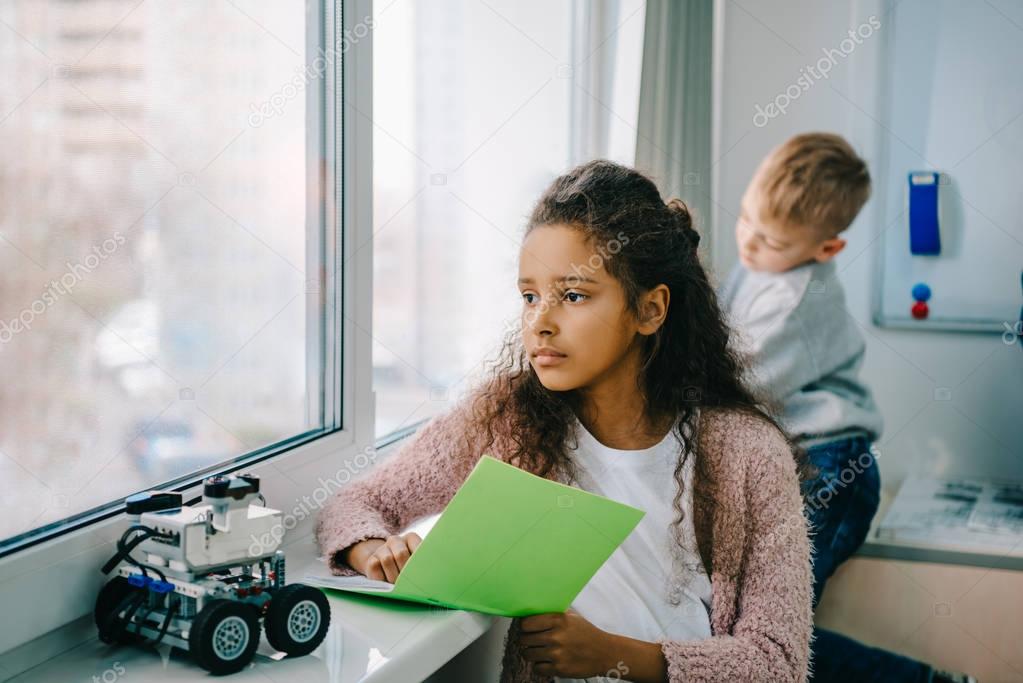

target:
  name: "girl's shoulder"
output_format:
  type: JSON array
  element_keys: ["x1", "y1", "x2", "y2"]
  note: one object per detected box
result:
[
  {"x1": 696, "y1": 407, "x2": 795, "y2": 485},
  {"x1": 698, "y1": 406, "x2": 786, "y2": 440}
]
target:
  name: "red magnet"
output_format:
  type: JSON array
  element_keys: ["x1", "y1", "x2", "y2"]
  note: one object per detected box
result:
[{"x1": 911, "y1": 301, "x2": 929, "y2": 319}]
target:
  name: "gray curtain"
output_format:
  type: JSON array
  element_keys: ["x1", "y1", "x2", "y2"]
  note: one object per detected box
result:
[{"x1": 635, "y1": 0, "x2": 714, "y2": 244}]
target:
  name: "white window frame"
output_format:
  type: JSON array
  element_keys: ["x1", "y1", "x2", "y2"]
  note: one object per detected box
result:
[{"x1": 0, "y1": 0, "x2": 374, "y2": 666}]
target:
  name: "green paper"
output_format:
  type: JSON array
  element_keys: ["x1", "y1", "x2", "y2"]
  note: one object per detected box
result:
[{"x1": 307, "y1": 454, "x2": 645, "y2": 616}]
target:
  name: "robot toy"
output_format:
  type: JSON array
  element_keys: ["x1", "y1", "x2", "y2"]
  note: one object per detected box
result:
[{"x1": 94, "y1": 473, "x2": 330, "y2": 675}]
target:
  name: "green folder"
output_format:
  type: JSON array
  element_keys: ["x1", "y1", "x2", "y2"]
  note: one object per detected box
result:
[{"x1": 305, "y1": 454, "x2": 645, "y2": 616}]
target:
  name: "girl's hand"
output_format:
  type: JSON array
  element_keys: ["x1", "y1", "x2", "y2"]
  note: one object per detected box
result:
[
  {"x1": 342, "y1": 533, "x2": 423, "y2": 583},
  {"x1": 518, "y1": 609, "x2": 619, "y2": 679}
]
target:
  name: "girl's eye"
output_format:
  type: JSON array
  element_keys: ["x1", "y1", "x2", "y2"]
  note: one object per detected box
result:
[{"x1": 521, "y1": 291, "x2": 587, "y2": 304}]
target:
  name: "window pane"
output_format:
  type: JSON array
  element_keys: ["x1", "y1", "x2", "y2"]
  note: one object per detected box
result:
[
  {"x1": 372, "y1": 0, "x2": 575, "y2": 436},
  {"x1": 0, "y1": 2, "x2": 322, "y2": 546}
]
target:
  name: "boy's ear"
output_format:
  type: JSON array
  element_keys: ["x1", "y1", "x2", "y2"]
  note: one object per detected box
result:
[{"x1": 813, "y1": 237, "x2": 846, "y2": 263}]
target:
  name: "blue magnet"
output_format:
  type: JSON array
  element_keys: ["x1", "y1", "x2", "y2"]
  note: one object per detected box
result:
[
  {"x1": 911, "y1": 282, "x2": 931, "y2": 302},
  {"x1": 908, "y1": 172, "x2": 941, "y2": 255}
]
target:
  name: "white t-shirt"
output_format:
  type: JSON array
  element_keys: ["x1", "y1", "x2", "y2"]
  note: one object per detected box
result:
[{"x1": 555, "y1": 416, "x2": 713, "y2": 683}]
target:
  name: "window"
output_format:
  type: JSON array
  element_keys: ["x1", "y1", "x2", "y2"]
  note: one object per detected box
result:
[
  {"x1": 0, "y1": 2, "x2": 339, "y2": 553},
  {"x1": 371, "y1": 0, "x2": 644, "y2": 436}
]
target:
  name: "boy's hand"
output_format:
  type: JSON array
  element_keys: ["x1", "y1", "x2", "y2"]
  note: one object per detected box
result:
[
  {"x1": 343, "y1": 533, "x2": 422, "y2": 583},
  {"x1": 518, "y1": 609, "x2": 617, "y2": 679}
]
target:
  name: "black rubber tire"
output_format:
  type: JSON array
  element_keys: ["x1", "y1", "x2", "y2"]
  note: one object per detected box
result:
[
  {"x1": 188, "y1": 599, "x2": 260, "y2": 675},
  {"x1": 264, "y1": 583, "x2": 331, "y2": 656},
  {"x1": 95, "y1": 576, "x2": 143, "y2": 644}
]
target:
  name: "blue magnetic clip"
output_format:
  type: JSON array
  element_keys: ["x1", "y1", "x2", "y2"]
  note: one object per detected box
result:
[{"x1": 908, "y1": 172, "x2": 941, "y2": 255}]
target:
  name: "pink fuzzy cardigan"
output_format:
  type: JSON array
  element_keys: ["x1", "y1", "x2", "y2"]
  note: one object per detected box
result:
[{"x1": 315, "y1": 401, "x2": 813, "y2": 682}]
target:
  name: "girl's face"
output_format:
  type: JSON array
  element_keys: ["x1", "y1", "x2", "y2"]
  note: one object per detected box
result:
[{"x1": 517, "y1": 224, "x2": 650, "y2": 392}]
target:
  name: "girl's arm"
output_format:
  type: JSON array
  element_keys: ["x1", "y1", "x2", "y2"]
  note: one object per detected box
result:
[
  {"x1": 655, "y1": 418, "x2": 814, "y2": 682},
  {"x1": 314, "y1": 398, "x2": 484, "y2": 575}
]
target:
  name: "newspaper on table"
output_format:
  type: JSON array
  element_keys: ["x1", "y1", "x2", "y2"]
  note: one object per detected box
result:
[{"x1": 877, "y1": 477, "x2": 1023, "y2": 554}]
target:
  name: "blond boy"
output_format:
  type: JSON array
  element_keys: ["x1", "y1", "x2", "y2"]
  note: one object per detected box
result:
[
  {"x1": 720, "y1": 134, "x2": 975, "y2": 682},
  {"x1": 721, "y1": 132, "x2": 881, "y2": 452}
]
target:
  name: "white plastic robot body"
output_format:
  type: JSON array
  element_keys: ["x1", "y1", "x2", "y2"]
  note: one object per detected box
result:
[{"x1": 134, "y1": 493, "x2": 282, "y2": 575}]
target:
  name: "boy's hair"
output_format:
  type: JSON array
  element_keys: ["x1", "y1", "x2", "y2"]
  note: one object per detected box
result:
[{"x1": 754, "y1": 132, "x2": 871, "y2": 237}]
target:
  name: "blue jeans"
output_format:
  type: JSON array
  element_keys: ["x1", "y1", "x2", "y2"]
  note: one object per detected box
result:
[{"x1": 803, "y1": 435, "x2": 934, "y2": 682}]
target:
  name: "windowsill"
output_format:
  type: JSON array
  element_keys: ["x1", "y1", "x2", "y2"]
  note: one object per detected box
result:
[{"x1": 6, "y1": 524, "x2": 497, "y2": 682}]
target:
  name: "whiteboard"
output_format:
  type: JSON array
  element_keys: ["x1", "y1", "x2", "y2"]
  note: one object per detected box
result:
[{"x1": 873, "y1": 0, "x2": 1023, "y2": 333}]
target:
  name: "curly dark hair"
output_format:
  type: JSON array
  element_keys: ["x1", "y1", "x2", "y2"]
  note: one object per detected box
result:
[{"x1": 469, "y1": 159, "x2": 806, "y2": 582}]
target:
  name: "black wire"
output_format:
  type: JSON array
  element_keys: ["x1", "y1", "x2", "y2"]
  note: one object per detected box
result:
[
  {"x1": 103, "y1": 526, "x2": 158, "y2": 575},
  {"x1": 135, "y1": 594, "x2": 178, "y2": 647},
  {"x1": 121, "y1": 540, "x2": 159, "y2": 581},
  {"x1": 106, "y1": 526, "x2": 170, "y2": 583},
  {"x1": 101, "y1": 592, "x2": 138, "y2": 643},
  {"x1": 110, "y1": 591, "x2": 147, "y2": 643},
  {"x1": 133, "y1": 601, "x2": 154, "y2": 639},
  {"x1": 125, "y1": 552, "x2": 166, "y2": 584},
  {"x1": 122, "y1": 593, "x2": 147, "y2": 637},
  {"x1": 151, "y1": 599, "x2": 179, "y2": 647}
]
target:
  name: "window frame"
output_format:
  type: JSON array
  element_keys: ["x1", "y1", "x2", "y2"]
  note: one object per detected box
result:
[{"x1": 0, "y1": 0, "x2": 375, "y2": 661}]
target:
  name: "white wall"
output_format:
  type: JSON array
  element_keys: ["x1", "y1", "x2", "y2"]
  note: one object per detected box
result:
[{"x1": 712, "y1": 0, "x2": 1023, "y2": 490}]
